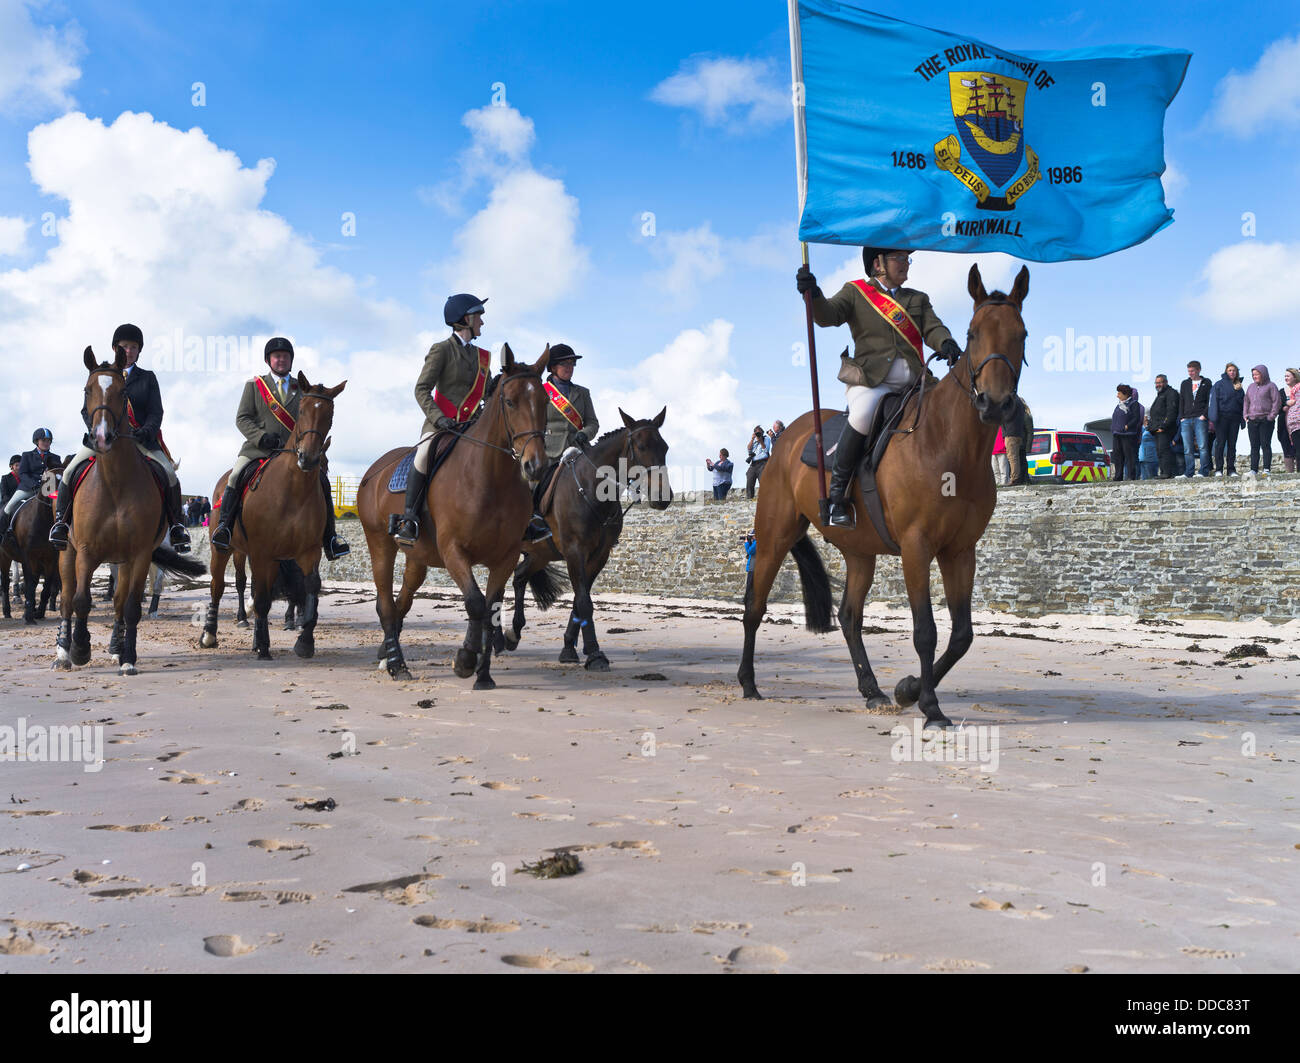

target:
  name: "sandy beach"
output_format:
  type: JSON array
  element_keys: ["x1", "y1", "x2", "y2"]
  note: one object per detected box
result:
[{"x1": 1, "y1": 575, "x2": 1297, "y2": 973}]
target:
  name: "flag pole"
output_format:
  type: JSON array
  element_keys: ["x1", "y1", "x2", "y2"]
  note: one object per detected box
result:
[{"x1": 790, "y1": 0, "x2": 830, "y2": 525}]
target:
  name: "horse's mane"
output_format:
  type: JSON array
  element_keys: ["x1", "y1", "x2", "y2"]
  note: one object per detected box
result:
[
  {"x1": 483, "y1": 361, "x2": 539, "y2": 401},
  {"x1": 591, "y1": 426, "x2": 629, "y2": 445}
]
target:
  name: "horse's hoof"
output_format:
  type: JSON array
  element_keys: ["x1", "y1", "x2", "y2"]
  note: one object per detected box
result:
[
  {"x1": 52, "y1": 651, "x2": 71, "y2": 672},
  {"x1": 503, "y1": 628, "x2": 520, "y2": 651},
  {"x1": 293, "y1": 637, "x2": 315, "y2": 659},
  {"x1": 864, "y1": 692, "x2": 891, "y2": 709},
  {"x1": 70, "y1": 645, "x2": 91, "y2": 667},
  {"x1": 256, "y1": 649, "x2": 273, "y2": 661},
  {"x1": 894, "y1": 676, "x2": 921, "y2": 708},
  {"x1": 742, "y1": 688, "x2": 764, "y2": 701},
  {"x1": 584, "y1": 653, "x2": 610, "y2": 672},
  {"x1": 119, "y1": 662, "x2": 137, "y2": 676},
  {"x1": 923, "y1": 713, "x2": 954, "y2": 731},
  {"x1": 24, "y1": 616, "x2": 36, "y2": 626},
  {"x1": 387, "y1": 663, "x2": 412, "y2": 680},
  {"x1": 473, "y1": 676, "x2": 496, "y2": 691},
  {"x1": 147, "y1": 611, "x2": 158, "y2": 621},
  {"x1": 452, "y1": 649, "x2": 477, "y2": 678},
  {"x1": 236, "y1": 619, "x2": 250, "y2": 629},
  {"x1": 492, "y1": 629, "x2": 506, "y2": 655},
  {"x1": 199, "y1": 630, "x2": 217, "y2": 649},
  {"x1": 111, "y1": 653, "x2": 121, "y2": 666},
  {"x1": 558, "y1": 646, "x2": 579, "y2": 664}
]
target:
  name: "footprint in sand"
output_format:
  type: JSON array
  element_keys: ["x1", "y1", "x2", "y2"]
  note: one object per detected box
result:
[
  {"x1": 203, "y1": 934, "x2": 257, "y2": 957},
  {"x1": 89, "y1": 886, "x2": 158, "y2": 898},
  {"x1": 230, "y1": 798, "x2": 265, "y2": 812},
  {"x1": 500, "y1": 952, "x2": 593, "y2": 972},
  {"x1": 726, "y1": 945, "x2": 789, "y2": 968},
  {"x1": 384, "y1": 797, "x2": 431, "y2": 805},
  {"x1": 0, "y1": 929, "x2": 50, "y2": 955},
  {"x1": 924, "y1": 957, "x2": 992, "y2": 971},
  {"x1": 693, "y1": 920, "x2": 752, "y2": 933},
  {"x1": 160, "y1": 771, "x2": 215, "y2": 785},
  {"x1": 0, "y1": 809, "x2": 60, "y2": 817},
  {"x1": 87, "y1": 823, "x2": 170, "y2": 832},
  {"x1": 222, "y1": 890, "x2": 314, "y2": 904},
  {"x1": 480, "y1": 781, "x2": 520, "y2": 791},
  {"x1": 413, "y1": 915, "x2": 520, "y2": 933},
  {"x1": 853, "y1": 951, "x2": 914, "y2": 963},
  {"x1": 247, "y1": 839, "x2": 308, "y2": 853},
  {"x1": 513, "y1": 812, "x2": 575, "y2": 822},
  {"x1": 344, "y1": 873, "x2": 441, "y2": 905},
  {"x1": 1180, "y1": 946, "x2": 1242, "y2": 959}
]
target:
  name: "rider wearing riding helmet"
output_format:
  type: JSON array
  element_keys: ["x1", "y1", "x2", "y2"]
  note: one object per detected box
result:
[
  {"x1": 0, "y1": 429, "x2": 61, "y2": 546},
  {"x1": 393, "y1": 293, "x2": 494, "y2": 545},
  {"x1": 524, "y1": 343, "x2": 600, "y2": 541},
  {"x1": 796, "y1": 249, "x2": 962, "y2": 527},
  {"x1": 209, "y1": 337, "x2": 349, "y2": 559},
  {"x1": 50, "y1": 324, "x2": 190, "y2": 552}
]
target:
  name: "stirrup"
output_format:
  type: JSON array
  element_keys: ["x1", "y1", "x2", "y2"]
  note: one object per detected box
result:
[
  {"x1": 210, "y1": 523, "x2": 233, "y2": 550},
  {"x1": 169, "y1": 524, "x2": 192, "y2": 554},
  {"x1": 49, "y1": 520, "x2": 70, "y2": 551},
  {"x1": 825, "y1": 500, "x2": 856, "y2": 529},
  {"x1": 391, "y1": 513, "x2": 419, "y2": 546},
  {"x1": 523, "y1": 516, "x2": 552, "y2": 543},
  {"x1": 324, "y1": 535, "x2": 350, "y2": 561}
]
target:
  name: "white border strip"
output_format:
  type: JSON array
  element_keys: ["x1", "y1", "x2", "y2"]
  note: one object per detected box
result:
[{"x1": 788, "y1": 0, "x2": 808, "y2": 225}]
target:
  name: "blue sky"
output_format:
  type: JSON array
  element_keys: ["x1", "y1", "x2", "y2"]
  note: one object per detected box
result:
[{"x1": 1, "y1": 0, "x2": 1297, "y2": 493}]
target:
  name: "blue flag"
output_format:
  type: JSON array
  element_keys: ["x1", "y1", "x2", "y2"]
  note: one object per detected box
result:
[{"x1": 790, "y1": 0, "x2": 1190, "y2": 261}]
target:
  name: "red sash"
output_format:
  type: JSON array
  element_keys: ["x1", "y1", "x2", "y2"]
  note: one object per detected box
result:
[
  {"x1": 850, "y1": 280, "x2": 923, "y2": 357},
  {"x1": 125, "y1": 398, "x2": 174, "y2": 462},
  {"x1": 543, "y1": 381, "x2": 583, "y2": 430},
  {"x1": 254, "y1": 375, "x2": 297, "y2": 434},
  {"x1": 432, "y1": 345, "x2": 490, "y2": 423}
]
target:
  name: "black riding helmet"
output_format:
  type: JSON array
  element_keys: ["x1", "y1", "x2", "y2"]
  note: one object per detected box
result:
[
  {"x1": 548, "y1": 343, "x2": 580, "y2": 366},
  {"x1": 112, "y1": 323, "x2": 144, "y2": 349},
  {"x1": 264, "y1": 336, "x2": 295, "y2": 365},
  {"x1": 862, "y1": 247, "x2": 908, "y2": 275},
  {"x1": 32, "y1": 428, "x2": 53, "y2": 444},
  {"x1": 444, "y1": 294, "x2": 487, "y2": 328}
]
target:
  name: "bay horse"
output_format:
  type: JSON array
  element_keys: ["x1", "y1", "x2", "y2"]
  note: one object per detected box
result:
[
  {"x1": 8, "y1": 463, "x2": 64, "y2": 623},
  {"x1": 204, "y1": 477, "x2": 298, "y2": 630},
  {"x1": 358, "y1": 343, "x2": 550, "y2": 689},
  {"x1": 55, "y1": 347, "x2": 206, "y2": 674},
  {"x1": 739, "y1": 264, "x2": 1029, "y2": 728},
  {"x1": 200, "y1": 374, "x2": 345, "y2": 659},
  {"x1": 506, "y1": 408, "x2": 673, "y2": 669}
]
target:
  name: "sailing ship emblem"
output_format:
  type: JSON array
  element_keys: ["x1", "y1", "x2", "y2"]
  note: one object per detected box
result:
[{"x1": 948, "y1": 71, "x2": 1027, "y2": 188}]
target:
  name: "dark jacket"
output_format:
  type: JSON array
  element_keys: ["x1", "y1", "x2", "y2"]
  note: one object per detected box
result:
[
  {"x1": 1208, "y1": 373, "x2": 1245, "y2": 428},
  {"x1": 0, "y1": 471, "x2": 17, "y2": 506},
  {"x1": 1179, "y1": 377, "x2": 1211, "y2": 419},
  {"x1": 1111, "y1": 396, "x2": 1142, "y2": 437},
  {"x1": 1004, "y1": 399, "x2": 1027, "y2": 439},
  {"x1": 17, "y1": 448, "x2": 60, "y2": 491},
  {"x1": 121, "y1": 364, "x2": 164, "y2": 446},
  {"x1": 1148, "y1": 383, "x2": 1179, "y2": 432}
]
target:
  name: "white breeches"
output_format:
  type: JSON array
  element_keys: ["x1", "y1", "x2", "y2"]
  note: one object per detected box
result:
[
  {"x1": 413, "y1": 434, "x2": 436, "y2": 474},
  {"x1": 845, "y1": 358, "x2": 918, "y2": 434},
  {"x1": 66, "y1": 442, "x2": 178, "y2": 486}
]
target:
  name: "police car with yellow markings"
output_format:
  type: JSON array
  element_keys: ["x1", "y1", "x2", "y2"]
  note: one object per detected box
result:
[{"x1": 1027, "y1": 430, "x2": 1111, "y2": 484}]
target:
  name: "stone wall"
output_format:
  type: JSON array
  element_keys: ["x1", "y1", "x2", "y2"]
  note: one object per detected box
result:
[{"x1": 193, "y1": 474, "x2": 1300, "y2": 621}]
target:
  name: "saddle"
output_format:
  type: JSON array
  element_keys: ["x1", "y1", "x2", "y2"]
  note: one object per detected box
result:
[
  {"x1": 212, "y1": 458, "x2": 269, "y2": 519},
  {"x1": 70, "y1": 457, "x2": 168, "y2": 507},
  {"x1": 386, "y1": 428, "x2": 463, "y2": 494}
]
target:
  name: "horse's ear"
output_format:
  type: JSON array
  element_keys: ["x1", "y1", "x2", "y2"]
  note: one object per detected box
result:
[
  {"x1": 323, "y1": 436, "x2": 332, "y2": 453},
  {"x1": 324, "y1": 380, "x2": 346, "y2": 399},
  {"x1": 501, "y1": 342, "x2": 515, "y2": 373},
  {"x1": 83, "y1": 346, "x2": 96, "y2": 371},
  {"x1": 530, "y1": 344, "x2": 550, "y2": 376},
  {"x1": 619, "y1": 408, "x2": 635, "y2": 430},
  {"x1": 112, "y1": 345, "x2": 126, "y2": 371},
  {"x1": 297, "y1": 370, "x2": 311, "y2": 391},
  {"x1": 1009, "y1": 265, "x2": 1030, "y2": 309},
  {"x1": 968, "y1": 264, "x2": 988, "y2": 306},
  {"x1": 652, "y1": 406, "x2": 666, "y2": 428}
]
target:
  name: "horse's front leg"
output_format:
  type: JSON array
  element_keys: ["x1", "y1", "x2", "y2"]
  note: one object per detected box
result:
[
  {"x1": 22, "y1": 560, "x2": 37, "y2": 625},
  {"x1": 69, "y1": 551, "x2": 95, "y2": 667},
  {"x1": 53, "y1": 549, "x2": 79, "y2": 670},
  {"x1": 474, "y1": 557, "x2": 514, "y2": 691},
  {"x1": 234, "y1": 551, "x2": 249, "y2": 627},
  {"x1": 200, "y1": 539, "x2": 229, "y2": 649},
  {"x1": 1, "y1": 560, "x2": 9, "y2": 619},
  {"x1": 932, "y1": 547, "x2": 976, "y2": 688},
  {"x1": 250, "y1": 557, "x2": 276, "y2": 660},
  {"x1": 505, "y1": 555, "x2": 529, "y2": 651},
  {"x1": 568, "y1": 551, "x2": 608, "y2": 672},
  {"x1": 293, "y1": 554, "x2": 323, "y2": 659},
  {"x1": 895, "y1": 539, "x2": 950, "y2": 729},
  {"x1": 443, "y1": 548, "x2": 484, "y2": 681}
]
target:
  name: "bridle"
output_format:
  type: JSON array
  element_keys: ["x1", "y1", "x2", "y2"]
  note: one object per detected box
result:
[
  {"x1": 452, "y1": 370, "x2": 547, "y2": 464},
  {"x1": 957, "y1": 294, "x2": 1026, "y2": 403},
  {"x1": 569, "y1": 424, "x2": 666, "y2": 525},
  {"x1": 289, "y1": 392, "x2": 335, "y2": 468},
  {"x1": 83, "y1": 367, "x2": 127, "y2": 448}
]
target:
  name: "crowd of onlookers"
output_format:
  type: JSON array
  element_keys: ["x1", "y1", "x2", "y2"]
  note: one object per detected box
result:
[
  {"x1": 1111, "y1": 361, "x2": 1298, "y2": 479},
  {"x1": 185, "y1": 495, "x2": 212, "y2": 526},
  {"x1": 706, "y1": 421, "x2": 785, "y2": 500}
]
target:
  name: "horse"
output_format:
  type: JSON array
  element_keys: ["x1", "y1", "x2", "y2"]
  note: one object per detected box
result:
[
  {"x1": 55, "y1": 346, "x2": 207, "y2": 674},
  {"x1": 357, "y1": 343, "x2": 550, "y2": 689},
  {"x1": 200, "y1": 374, "x2": 345, "y2": 659},
  {"x1": 739, "y1": 264, "x2": 1029, "y2": 728},
  {"x1": 506, "y1": 408, "x2": 673, "y2": 669},
  {"x1": 206, "y1": 479, "x2": 299, "y2": 630},
  {"x1": 7, "y1": 463, "x2": 64, "y2": 623}
]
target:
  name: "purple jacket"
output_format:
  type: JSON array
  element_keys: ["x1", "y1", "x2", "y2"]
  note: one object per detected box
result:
[
  {"x1": 1244, "y1": 366, "x2": 1282, "y2": 421},
  {"x1": 1111, "y1": 393, "x2": 1142, "y2": 437}
]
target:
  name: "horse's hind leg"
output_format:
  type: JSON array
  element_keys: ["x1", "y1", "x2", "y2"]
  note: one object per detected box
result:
[
  {"x1": 201, "y1": 541, "x2": 229, "y2": 648},
  {"x1": 1, "y1": 561, "x2": 9, "y2": 619},
  {"x1": 147, "y1": 564, "x2": 163, "y2": 619},
  {"x1": 505, "y1": 555, "x2": 531, "y2": 651},
  {"x1": 293, "y1": 559, "x2": 322, "y2": 659},
  {"x1": 472, "y1": 557, "x2": 514, "y2": 691},
  {"x1": 116, "y1": 560, "x2": 146, "y2": 676},
  {"x1": 22, "y1": 561, "x2": 37, "y2": 625},
  {"x1": 36, "y1": 565, "x2": 55, "y2": 619},
  {"x1": 738, "y1": 506, "x2": 808, "y2": 701},
  {"x1": 366, "y1": 524, "x2": 408, "y2": 678},
  {"x1": 443, "y1": 548, "x2": 484, "y2": 682},
  {"x1": 234, "y1": 552, "x2": 249, "y2": 627},
  {"x1": 839, "y1": 553, "x2": 889, "y2": 708},
  {"x1": 894, "y1": 539, "x2": 950, "y2": 729}
]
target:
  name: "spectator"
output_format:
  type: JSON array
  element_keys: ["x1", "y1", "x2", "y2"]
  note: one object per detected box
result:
[
  {"x1": 745, "y1": 425, "x2": 770, "y2": 499},
  {"x1": 1146, "y1": 374, "x2": 1179, "y2": 478},
  {"x1": 1244, "y1": 365, "x2": 1282, "y2": 475},
  {"x1": 1281, "y1": 369, "x2": 1300, "y2": 474},
  {"x1": 1138, "y1": 421, "x2": 1158, "y2": 479},
  {"x1": 992, "y1": 425, "x2": 1009, "y2": 485},
  {"x1": 1004, "y1": 398, "x2": 1032, "y2": 485},
  {"x1": 1178, "y1": 360, "x2": 1212, "y2": 478},
  {"x1": 1111, "y1": 383, "x2": 1142, "y2": 481},
  {"x1": 1278, "y1": 375, "x2": 1296, "y2": 473},
  {"x1": 706, "y1": 448, "x2": 734, "y2": 500},
  {"x1": 1208, "y1": 362, "x2": 1246, "y2": 476},
  {"x1": 768, "y1": 421, "x2": 786, "y2": 445}
]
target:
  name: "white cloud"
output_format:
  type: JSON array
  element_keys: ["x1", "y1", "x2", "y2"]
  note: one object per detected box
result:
[
  {"x1": 595, "y1": 319, "x2": 743, "y2": 489},
  {"x1": 0, "y1": 0, "x2": 83, "y2": 115},
  {"x1": 1208, "y1": 33, "x2": 1300, "y2": 137},
  {"x1": 646, "y1": 221, "x2": 797, "y2": 300},
  {"x1": 1161, "y1": 157, "x2": 1187, "y2": 205},
  {"x1": 651, "y1": 56, "x2": 787, "y2": 132},
  {"x1": 1200, "y1": 241, "x2": 1300, "y2": 322},
  {"x1": 420, "y1": 103, "x2": 537, "y2": 213},
  {"x1": 0, "y1": 215, "x2": 29, "y2": 256}
]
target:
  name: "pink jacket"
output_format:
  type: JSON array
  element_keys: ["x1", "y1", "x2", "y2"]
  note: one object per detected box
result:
[
  {"x1": 1287, "y1": 382, "x2": 1300, "y2": 435},
  {"x1": 993, "y1": 426, "x2": 1006, "y2": 455}
]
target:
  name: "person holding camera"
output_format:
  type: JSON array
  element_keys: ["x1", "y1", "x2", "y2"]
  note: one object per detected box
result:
[
  {"x1": 745, "y1": 425, "x2": 770, "y2": 499},
  {"x1": 705, "y1": 448, "x2": 733, "y2": 500}
]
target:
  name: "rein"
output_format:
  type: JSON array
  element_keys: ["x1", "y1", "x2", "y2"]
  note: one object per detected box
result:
[
  {"x1": 957, "y1": 294, "x2": 1025, "y2": 401},
  {"x1": 567, "y1": 425, "x2": 661, "y2": 525},
  {"x1": 447, "y1": 371, "x2": 546, "y2": 463}
]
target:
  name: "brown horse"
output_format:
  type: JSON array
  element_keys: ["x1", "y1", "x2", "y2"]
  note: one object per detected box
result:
[
  {"x1": 55, "y1": 347, "x2": 206, "y2": 674},
  {"x1": 203, "y1": 476, "x2": 297, "y2": 631},
  {"x1": 506, "y1": 408, "x2": 674, "y2": 669},
  {"x1": 200, "y1": 374, "x2": 345, "y2": 659},
  {"x1": 739, "y1": 264, "x2": 1029, "y2": 728},
  {"x1": 8, "y1": 463, "x2": 64, "y2": 623},
  {"x1": 358, "y1": 343, "x2": 550, "y2": 689}
]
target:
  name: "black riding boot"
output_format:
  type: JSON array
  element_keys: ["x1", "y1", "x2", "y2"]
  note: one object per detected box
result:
[
  {"x1": 393, "y1": 467, "x2": 427, "y2": 544},
  {"x1": 210, "y1": 485, "x2": 239, "y2": 551},
  {"x1": 0, "y1": 507, "x2": 12, "y2": 550},
  {"x1": 48, "y1": 476, "x2": 74, "y2": 550},
  {"x1": 825, "y1": 422, "x2": 867, "y2": 528},
  {"x1": 166, "y1": 481, "x2": 192, "y2": 553},
  {"x1": 523, "y1": 514, "x2": 552, "y2": 542},
  {"x1": 320, "y1": 470, "x2": 350, "y2": 560}
]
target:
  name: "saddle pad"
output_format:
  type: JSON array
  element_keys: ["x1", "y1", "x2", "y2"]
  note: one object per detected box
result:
[
  {"x1": 386, "y1": 431, "x2": 462, "y2": 494},
  {"x1": 387, "y1": 449, "x2": 415, "y2": 493}
]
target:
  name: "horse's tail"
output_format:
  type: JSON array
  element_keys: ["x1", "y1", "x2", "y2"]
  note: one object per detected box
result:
[
  {"x1": 789, "y1": 535, "x2": 835, "y2": 634},
  {"x1": 528, "y1": 563, "x2": 567, "y2": 611},
  {"x1": 150, "y1": 547, "x2": 207, "y2": 581},
  {"x1": 272, "y1": 560, "x2": 307, "y2": 607}
]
